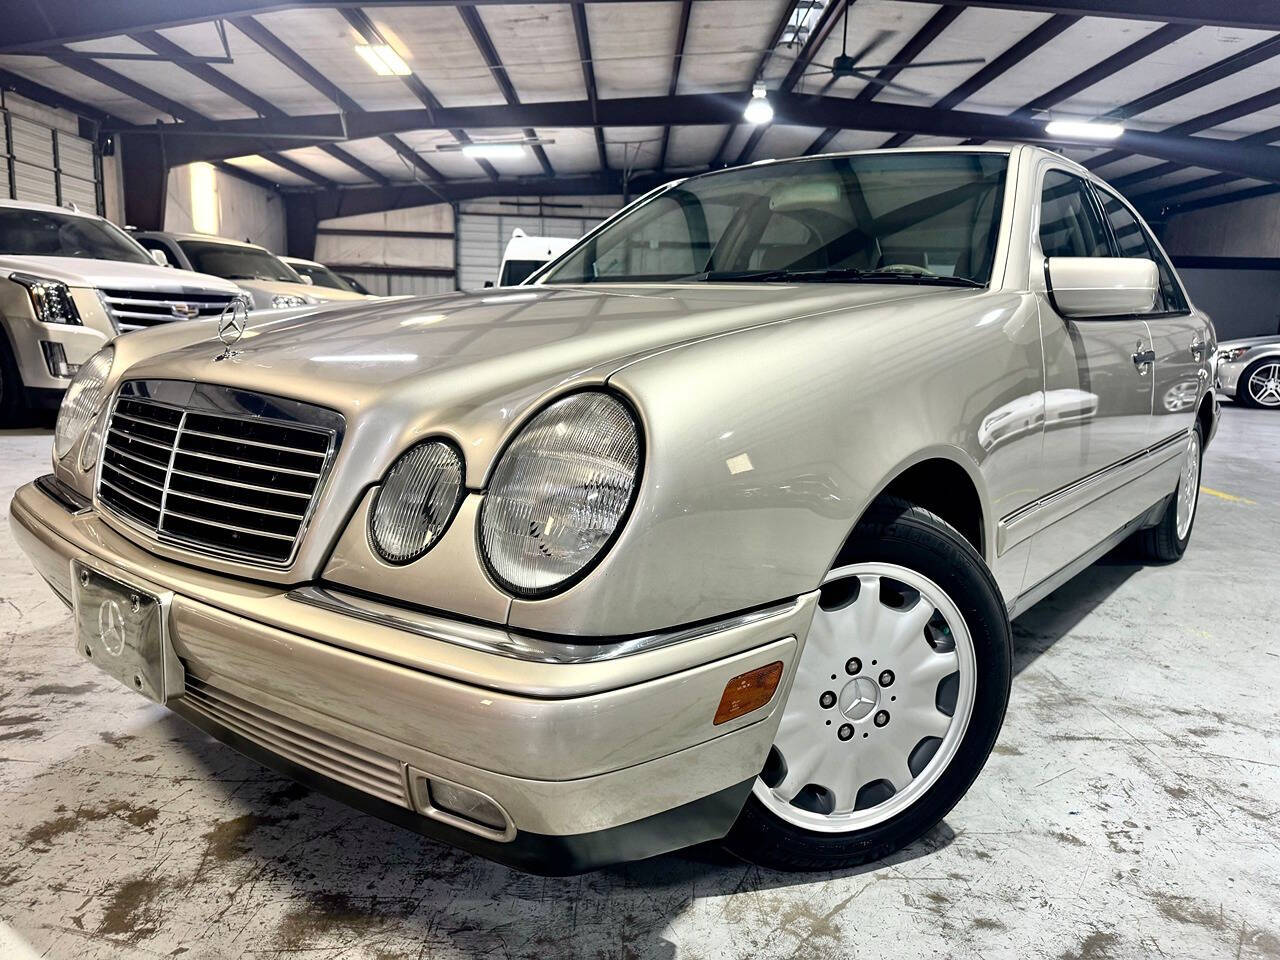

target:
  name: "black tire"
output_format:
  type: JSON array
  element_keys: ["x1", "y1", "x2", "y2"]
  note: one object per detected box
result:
[
  {"x1": 1236, "y1": 357, "x2": 1280, "y2": 409},
  {"x1": 0, "y1": 329, "x2": 27, "y2": 424},
  {"x1": 722, "y1": 497, "x2": 1012, "y2": 872},
  {"x1": 1133, "y1": 421, "x2": 1203, "y2": 563}
]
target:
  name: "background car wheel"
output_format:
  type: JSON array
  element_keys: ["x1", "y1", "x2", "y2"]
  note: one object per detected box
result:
[
  {"x1": 723, "y1": 497, "x2": 1011, "y2": 872},
  {"x1": 1238, "y1": 358, "x2": 1280, "y2": 408},
  {"x1": 1133, "y1": 422, "x2": 1203, "y2": 563}
]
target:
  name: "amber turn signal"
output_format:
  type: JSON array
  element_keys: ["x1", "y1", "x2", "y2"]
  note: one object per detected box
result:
[{"x1": 713, "y1": 661, "x2": 784, "y2": 725}]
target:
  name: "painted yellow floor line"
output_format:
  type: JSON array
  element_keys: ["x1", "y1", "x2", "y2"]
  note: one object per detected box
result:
[{"x1": 1200, "y1": 486, "x2": 1256, "y2": 505}]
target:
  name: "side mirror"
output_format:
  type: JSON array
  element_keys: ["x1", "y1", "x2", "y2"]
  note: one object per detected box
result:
[
  {"x1": 483, "y1": 280, "x2": 495, "y2": 288},
  {"x1": 300, "y1": 274, "x2": 314, "y2": 285},
  {"x1": 1046, "y1": 257, "x2": 1157, "y2": 318},
  {"x1": 150, "y1": 249, "x2": 170, "y2": 267}
]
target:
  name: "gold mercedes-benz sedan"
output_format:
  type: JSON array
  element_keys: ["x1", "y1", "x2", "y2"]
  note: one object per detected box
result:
[{"x1": 10, "y1": 145, "x2": 1216, "y2": 874}]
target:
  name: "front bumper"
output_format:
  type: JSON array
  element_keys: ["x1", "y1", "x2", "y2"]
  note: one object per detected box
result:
[
  {"x1": 1, "y1": 286, "x2": 115, "y2": 393},
  {"x1": 1216, "y1": 358, "x2": 1245, "y2": 398},
  {"x1": 10, "y1": 477, "x2": 815, "y2": 874}
]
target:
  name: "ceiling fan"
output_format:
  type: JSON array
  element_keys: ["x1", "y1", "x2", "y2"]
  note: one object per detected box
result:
[{"x1": 796, "y1": 19, "x2": 986, "y2": 97}]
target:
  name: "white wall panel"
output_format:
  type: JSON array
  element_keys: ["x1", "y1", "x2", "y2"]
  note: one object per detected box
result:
[{"x1": 165, "y1": 163, "x2": 287, "y2": 252}]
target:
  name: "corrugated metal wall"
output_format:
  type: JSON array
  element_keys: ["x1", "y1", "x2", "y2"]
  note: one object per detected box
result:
[
  {"x1": 456, "y1": 196, "x2": 619, "y2": 290},
  {"x1": 1, "y1": 93, "x2": 100, "y2": 211},
  {"x1": 314, "y1": 203, "x2": 456, "y2": 293}
]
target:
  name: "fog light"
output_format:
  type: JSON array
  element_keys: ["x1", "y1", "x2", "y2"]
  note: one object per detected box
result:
[
  {"x1": 714, "y1": 661, "x2": 784, "y2": 725},
  {"x1": 429, "y1": 780, "x2": 508, "y2": 830},
  {"x1": 41, "y1": 341, "x2": 78, "y2": 378},
  {"x1": 408, "y1": 768, "x2": 511, "y2": 838}
]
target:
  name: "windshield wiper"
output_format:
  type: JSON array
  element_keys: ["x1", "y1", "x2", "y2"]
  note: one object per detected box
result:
[{"x1": 690, "y1": 267, "x2": 983, "y2": 287}]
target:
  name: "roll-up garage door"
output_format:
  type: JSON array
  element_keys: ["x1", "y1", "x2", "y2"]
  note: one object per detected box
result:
[{"x1": 2, "y1": 109, "x2": 102, "y2": 212}]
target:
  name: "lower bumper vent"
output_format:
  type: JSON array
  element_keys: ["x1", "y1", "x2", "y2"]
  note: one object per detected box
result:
[{"x1": 182, "y1": 675, "x2": 409, "y2": 809}]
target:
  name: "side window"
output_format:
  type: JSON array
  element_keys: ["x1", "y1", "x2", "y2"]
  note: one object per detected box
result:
[
  {"x1": 1039, "y1": 170, "x2": 1110, "y2": 259},
  {"x1": 1096, "y1": 188, "x2": 1189, "y2": 314}
]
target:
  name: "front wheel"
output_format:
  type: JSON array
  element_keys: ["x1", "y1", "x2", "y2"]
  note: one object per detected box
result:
[
  {"x1": 724, "y1": 499, "x2": 1011, "y2": 872},
  {"x1": 1238, "y1": 358, "x2": 1280, "y2": 408}
]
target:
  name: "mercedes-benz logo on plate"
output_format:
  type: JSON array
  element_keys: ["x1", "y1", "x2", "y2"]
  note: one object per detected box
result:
[{"x1": 97, "y1": 599, "x2": 126, "y2": 657}]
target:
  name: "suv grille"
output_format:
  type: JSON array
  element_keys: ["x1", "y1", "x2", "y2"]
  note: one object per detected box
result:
[
  {"x1": 101, "y1": 289, "x2": 238, "y2": 331},
  {"x1": 97, "y1": 381, "x2": 340, "y2": 566}
]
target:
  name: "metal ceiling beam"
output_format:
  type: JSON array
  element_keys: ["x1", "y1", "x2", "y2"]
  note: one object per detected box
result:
[
  {"x1": 341, "y1": 6, "x2": 498, "y2": 180},
  {"x1": 456, "y1": 5, "x2": 554, "y2": 178},
  {"x1": 131, "y1": 30, "x2": 353, "y2": 186},
  {"x1": 880, "y1": 13, "x2": 1077, "y2": 149},
  {"x1": 570, "y1": 3, "x2": 608, "y2": 171},
  {"x1": 230, "y1": 15, "x2": 443, "y2": 183},
  {"x1": 6, "y1": 0, "x2": 1278, "y2": 54},
  {"x1": 656, "y1": 0, "x2": 693, "y2": 172},
  {"x1": 0, "y1": 67, "x2": 114, "y2": 125},
  {"x1": 123, "y1": 92, "x2": 1280, "y2": 184}
]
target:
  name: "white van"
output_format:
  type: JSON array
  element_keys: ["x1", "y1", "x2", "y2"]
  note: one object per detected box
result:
[{"x1": 494, "y1": 229, "x2": 575, "y2": 286}]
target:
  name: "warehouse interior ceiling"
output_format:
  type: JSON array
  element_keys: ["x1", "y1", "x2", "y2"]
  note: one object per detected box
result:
[{"x1": 1, "y1": 0, "x2": 1279, "y2": 223}]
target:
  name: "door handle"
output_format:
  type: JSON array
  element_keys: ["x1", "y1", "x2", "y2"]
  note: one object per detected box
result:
[
  {"x1": 1189, "y1": 337, "x2": 1205, "y2": 361},
  {"x1": 1132, "y1": 343, "x2": 1156, "y2": 374}
]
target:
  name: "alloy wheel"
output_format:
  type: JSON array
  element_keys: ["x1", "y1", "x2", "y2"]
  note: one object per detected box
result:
[
  {"x1": 1175, "y1": 429, "x2": 1201, "y2": 541},
  {"x1": 754, "y1": 562, "x2": 976, "y2": 833},
  {"x1": 1246, "y1": 362, "x2": 1280, "y2": 407}
]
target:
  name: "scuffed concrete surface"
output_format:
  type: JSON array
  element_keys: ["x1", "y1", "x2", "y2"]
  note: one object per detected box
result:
[{"x1": 1, "y1": 406, "x2": 1278, "y2": 959}]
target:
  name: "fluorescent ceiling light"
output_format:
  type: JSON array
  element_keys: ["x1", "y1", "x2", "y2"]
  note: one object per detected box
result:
[
  {"x1": 744, "y1": 82, "x2": 773, "y2": 125},
  {"x1": 355, "y1": 43, "x2": 410, "y2": 76},
  {"x1": 461, "y1": 143, "x2": 525, "y2": 159},
  {"x1": 1044, "y1": 120, "x2": 1124, "y2": 141}
]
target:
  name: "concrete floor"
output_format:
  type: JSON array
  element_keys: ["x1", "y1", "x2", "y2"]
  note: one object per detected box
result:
[{"x1": 0, "y1": 404, "x2": 1277, "y2": 960}]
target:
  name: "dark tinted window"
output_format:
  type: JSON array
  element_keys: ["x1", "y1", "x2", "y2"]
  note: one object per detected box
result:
[
  {"x1": 178, "y1": 240, "x2": 300, "y2": 282},
  {"x1": 0, "y1": 208, "x2": 152, "y2": 263},
  {"x1": 543, "y1": 152, "x2": 1009, "y2": 285},
  {"x1": 1039, "y1": 171, "x2": 1110, "y2": 258},
  {"x1": 1097, "y1": 187, "x2": 1188, "y2": 314}
]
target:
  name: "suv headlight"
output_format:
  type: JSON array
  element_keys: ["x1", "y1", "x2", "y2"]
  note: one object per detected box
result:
[
  {"x1": 272, "y1": 294, "x2": 308, "y2": 309},
  {"x1": 11, "y1": 273, "x2": 82, "y2": 324},
  {"x1": 54, "y1": 346, "x2": 113, "y2": 459},
  {"x1": 369, "y1": 441, "x2": 465, "y2": 563},
  {"x1": 479, "y1": 391, "x2": 641, "y2": 597}
]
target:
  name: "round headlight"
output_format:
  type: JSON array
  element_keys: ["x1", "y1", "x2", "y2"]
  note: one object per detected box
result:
[
  {"x1": 54, "y1": 346, "x2": 113, "y2": 459},
  {"x1": 480, "y1": 392, "x2": 641, "y2": 597},
  {"x1": 369, "y1": 440, "x2": 465, "y2": 564}
]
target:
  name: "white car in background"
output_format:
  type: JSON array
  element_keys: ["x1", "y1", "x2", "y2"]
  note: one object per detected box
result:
[
  {"x1": 494, "y1": 229, "x2": 576, "y2": 287},
  {"x1": 0, "y1": 199, "x2": 246, "y2": 416},
  {"x1": 280, "y1": 256, "x2": 375, "y2": 297},
  {"x1": 132, "y1": 231, "x2": 368, "y2": 311},
  {"x1": 1216, "y1": 335, "x2": 1280, "y2": 408}
]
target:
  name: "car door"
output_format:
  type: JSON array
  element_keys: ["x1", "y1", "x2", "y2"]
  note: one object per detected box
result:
[
  {"x1": 1018, "y1": 166, "x2": 1155, "y2": 593},
  {"x1": 1093, "y1": 184, "x2": 1207, "y2": 443}
]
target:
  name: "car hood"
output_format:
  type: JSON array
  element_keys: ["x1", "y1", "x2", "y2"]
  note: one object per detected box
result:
[
  {"x1": 0, "y1": 255, "x2": 242, "y2": 294},
  {"x1": 1219, "y1": 335, "x2": 1279, "y2": 351},
  {"x1": 118, "y1": 282, "x2": 971, "y2": 482}
]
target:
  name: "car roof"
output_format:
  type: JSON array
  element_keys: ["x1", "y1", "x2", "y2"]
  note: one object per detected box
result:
[
  {"x1": 280, "y1": 255, "x2": 323, "y2": 267},
  {"x1": 0, "y1": 197, "x2": 103, "y2": 218}
]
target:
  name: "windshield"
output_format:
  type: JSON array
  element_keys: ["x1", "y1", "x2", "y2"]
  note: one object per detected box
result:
[
  {"x1": 179, "y1": 240, "x2": 301, "y2": 283},
  {"x1": 541, "y1": 152, "x2": 1008, "y2": 286},
  {"x1": 0, "y1": 208, "x2": 153, "y2": 264},
  {"x1": 290, "y1": 261, "x2": 356, "y2": 291}
]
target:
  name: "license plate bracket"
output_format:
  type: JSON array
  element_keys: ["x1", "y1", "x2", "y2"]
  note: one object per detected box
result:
[{"x1": 71, "y1": 559, "x2": 181, "y2": 703}]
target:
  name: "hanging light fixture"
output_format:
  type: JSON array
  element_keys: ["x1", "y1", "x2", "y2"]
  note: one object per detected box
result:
[{"x1": 744, "y1": 82, "x2": 774, "y2": 125}]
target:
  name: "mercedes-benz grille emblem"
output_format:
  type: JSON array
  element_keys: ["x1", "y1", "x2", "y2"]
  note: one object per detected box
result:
[
  {"x1": 215, "y1": 299, "x2": 248, "y2": 360},
  {"x1": 97, "y1": 599, "x2": 125, "y2": 657}
]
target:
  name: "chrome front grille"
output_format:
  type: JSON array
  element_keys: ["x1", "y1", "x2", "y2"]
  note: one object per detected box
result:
[
  {"x1": 97, "y1": 380, "x2": 341, "y2": 566},
  {"x1": 101, "y1": 289, "x2": 237, "y2": 331},
  {"x1": 182, "y1": 675, "x2": 410, "y2": 809}
]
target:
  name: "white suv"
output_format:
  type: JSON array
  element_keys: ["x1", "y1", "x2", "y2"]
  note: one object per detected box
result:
[{"x1": 0, "y1": 199, "x2": 246, "y2": 416}]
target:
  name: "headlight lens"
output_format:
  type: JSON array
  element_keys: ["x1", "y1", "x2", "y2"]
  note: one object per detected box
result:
[
  {"x1": 79, "y1": 405, "x2": 111, "y2": 471},
  {"x1": 1218, "y1": 346, "x2": 1249, "y2": 363},
  {"x1": 480, "y1": 392, "x2": 641, "y2": 596},
  {"x1": 271, "y1": 294, "x2": 308, "y2": 309},
  {"x1": 54, "y1": 346, "x2": 113, "y2": 459},
  {"x1": 369, "y1": 441, "x2": 465, "y2": 563},
  {"x1": 11, "y1": 273, "x2": 82, "y2": 324}
]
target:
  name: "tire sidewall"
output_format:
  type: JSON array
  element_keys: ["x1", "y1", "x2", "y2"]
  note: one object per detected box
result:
[
  {"x1": 726, "y1": 505, "x2": 1012, "y2": 870},
  {"x1": 1241, "y1": 358, "x2": 1280, "y2": 409}
]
